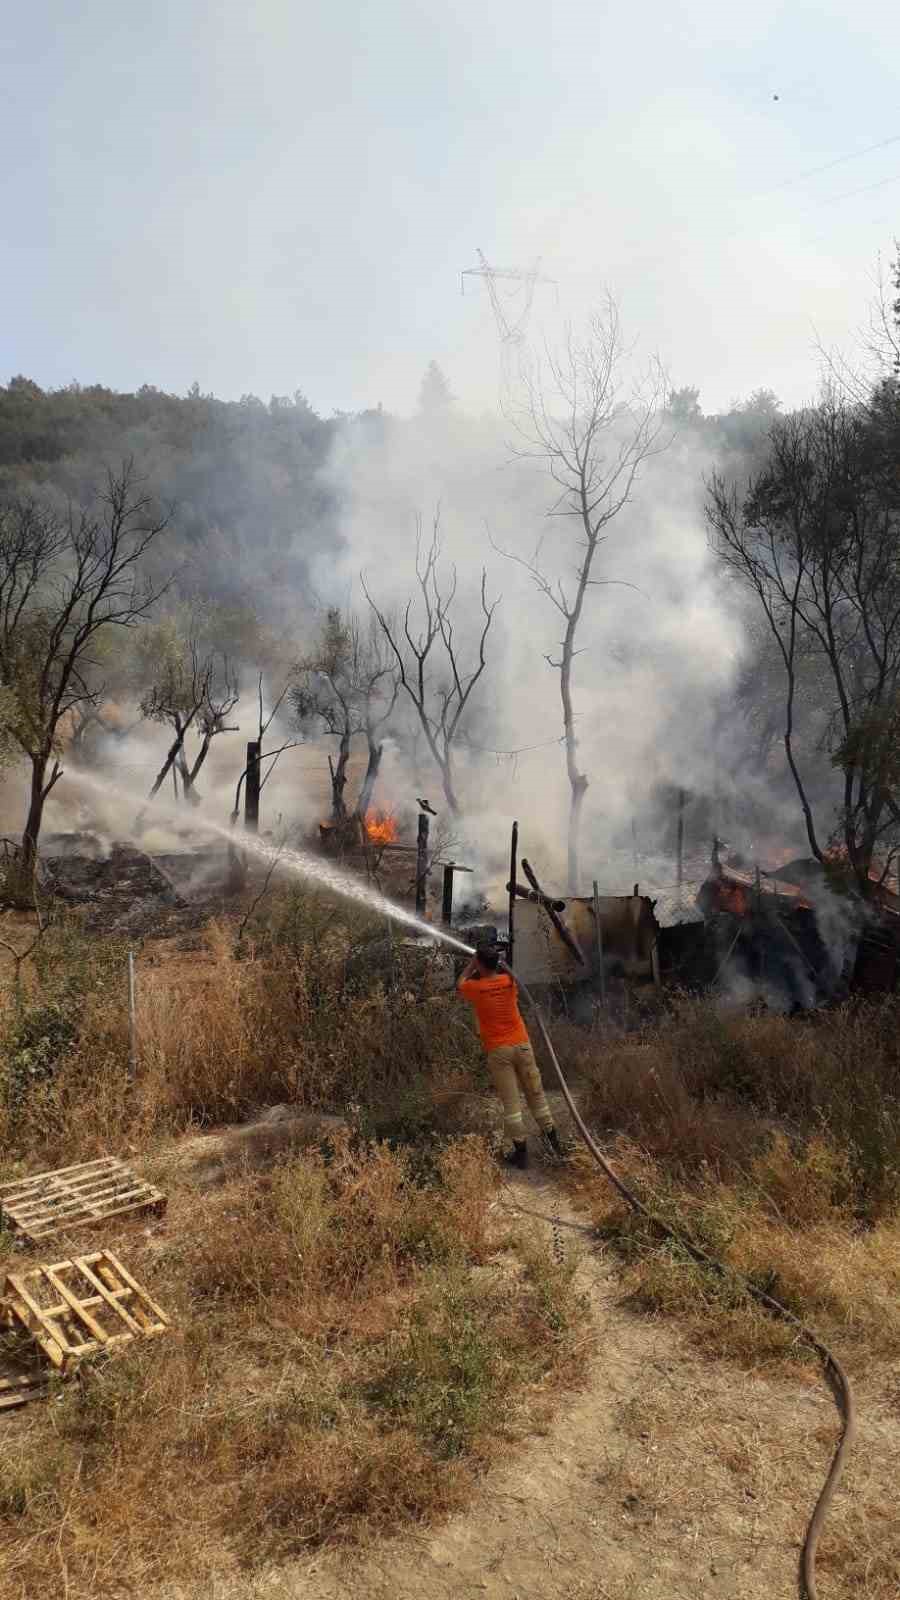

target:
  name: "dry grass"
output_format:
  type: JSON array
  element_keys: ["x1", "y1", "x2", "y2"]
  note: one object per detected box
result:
[
  {"x1": 0, "y1": 1135, "x2": 589, "y2": 1599},
  {"x1": 562, "y1": 999, "x2": 900, "y2": 1375},
  {"x1": 0, "y1": 890, "x2": 483, "y2": 1168},
  {"x1": 553, "y1": 997, "x2": 900, "y2": 1212},
  {"x1": 547, "y1": 1004, "x2": 900, "y2": 1597},
  {"x1": 4, "y1": 897, "x2": 900, "y2": 1595},
  {"x1": 0, "y1": 888, "x2": 592, "y2": 1595},
  {"x1": 598, "y1": 1350, "x2": 900, "y2": 1600}
]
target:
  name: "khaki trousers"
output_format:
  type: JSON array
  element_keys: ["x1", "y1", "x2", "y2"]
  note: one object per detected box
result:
[{"x1": 486, "y1": 1040, "x2": 554, "y2": 1143}]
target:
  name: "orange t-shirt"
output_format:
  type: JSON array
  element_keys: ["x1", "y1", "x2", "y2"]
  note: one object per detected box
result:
[{"x1": 457, "y1": 972, "x2": 528, "y2": 1051}]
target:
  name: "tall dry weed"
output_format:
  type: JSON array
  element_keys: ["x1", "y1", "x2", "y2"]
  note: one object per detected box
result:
[
  {"x1": 565, "y1": 997, "x2": 900, "y2": 1215},
  {"x1": 1, "y1": 895, "x2": 482, "y2": 1166}
]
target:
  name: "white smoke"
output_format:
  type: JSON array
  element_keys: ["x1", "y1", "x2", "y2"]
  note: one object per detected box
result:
[{"x1": 310, "y1": 369, "x2": 748, "y2": 897}]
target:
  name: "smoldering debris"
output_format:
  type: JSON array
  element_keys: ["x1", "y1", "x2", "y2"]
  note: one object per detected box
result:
[
  {"x1": 653, "y1": 852, "x2": 900, "y2": 1010},
  {"x1": 41, "y1": 844, "x2": 223, "y2": 937}
]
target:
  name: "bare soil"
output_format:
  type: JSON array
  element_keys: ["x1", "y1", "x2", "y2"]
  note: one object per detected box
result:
[{"x1": 160, "y1": 1164, "x2": 896, "y2": 1600}]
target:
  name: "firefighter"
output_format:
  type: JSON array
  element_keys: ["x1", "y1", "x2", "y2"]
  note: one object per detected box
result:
[{"x1": 457, "y1": 943, "x2": 563, "y2": 1169}]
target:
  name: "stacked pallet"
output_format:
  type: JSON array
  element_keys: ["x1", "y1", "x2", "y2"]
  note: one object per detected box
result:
[{"x1": 0, "y1": 1157, "x2": 169, "y2": 1410}]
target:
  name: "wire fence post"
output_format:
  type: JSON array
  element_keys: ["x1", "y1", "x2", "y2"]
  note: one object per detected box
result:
[{"x1": 127, "y1": 949, "x2": 137, "y2": 1084}]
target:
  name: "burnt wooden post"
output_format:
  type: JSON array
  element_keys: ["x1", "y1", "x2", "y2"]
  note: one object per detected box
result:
[
  {"x1": 522, "y1": 857, "x2": 587, "y2": 967},
  {"x1": 127, "y1": 950, "x2": 137, "y2": 1083},
  {"x1": 676, "y1": 788, "x2": 686, "y2": 895},
  {"x1": 245, "y1": 741, "x2": 261, "y2": 833},
  {"x1": 441, "y1": 862, "x2": 455, "y2": 927},
  {"x1": 507, "y1": 820, "x2": 518, "y2": 968},
  {"x1": 415, "y1": 812, "x2": 429, "y2": 916}
]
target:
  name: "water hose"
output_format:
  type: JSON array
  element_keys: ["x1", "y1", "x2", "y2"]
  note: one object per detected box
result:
[{"x1": 502, "y1": 962, "x2": 856, "y2": 1600}]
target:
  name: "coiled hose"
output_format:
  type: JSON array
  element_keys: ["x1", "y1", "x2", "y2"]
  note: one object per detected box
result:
[{"x1": 504, "y1": 963, "x2": 857, "y2": 1600}]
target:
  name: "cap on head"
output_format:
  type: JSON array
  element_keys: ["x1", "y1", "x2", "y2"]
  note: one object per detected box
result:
[{"x1": 475, "y1": 942, "x2": 501, "y2": 972}]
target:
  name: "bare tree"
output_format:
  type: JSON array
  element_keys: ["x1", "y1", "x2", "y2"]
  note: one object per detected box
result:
[
  {"x1": 174, "y1": 657, "x2": 240, "y2": 804},
  {"x1": 815, "y1": 246, "x2": 900, "y2": 407},
  {"x1": 0, "y1": 464, "x2": 171, "y2": 896},
  {"x1": 492, "y1": 299, "x2": 666, "y2": 887},
  {"x1": 363, "y1": 512, "x2": 499, "y2": 816},
  {"x1": 292, "y1": 609, "x2": 364, "y2": 823},
  {"x1": 140, "y1": 641, "x2": 215, "y2": 805},
  {"x1": 355, "y1": 615, "x2": 399, "y2": 820},
  {"x1": 231, "y1": 673, "x2": 297, "y2": 825},
  {"x1": 708, "y1": 397, "x2": 900, "y2": 895},
  {"x1": 292, "y1": 608, "x2": 399, "y2": 824},
  {"x1": 859, "y1": 244, "x2": 900, "y2": 382}
]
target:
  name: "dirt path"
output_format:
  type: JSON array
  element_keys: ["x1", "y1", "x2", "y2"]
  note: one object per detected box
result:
[{"x1": 169, "y1": 1164, "x2": 894, "y2": 1600}]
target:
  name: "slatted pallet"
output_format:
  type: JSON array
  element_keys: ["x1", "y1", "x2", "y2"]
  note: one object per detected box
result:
[
  {"x1": 0, "y1": 1157, "x2": 166, "y2": 1244},
  {"x1": 3, "y1": 1250, "x2": 169, "y2": 1375},
  {"x1": 0, "y1": 1372, "x2": 49, "y2": 1411}
]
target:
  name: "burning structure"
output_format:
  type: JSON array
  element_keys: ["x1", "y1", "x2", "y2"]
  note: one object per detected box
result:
[
  {"x1": 449, "y1": 826, "x2": 663, "y2": 999},
  {"x1": 508, "y1": 886, "x2": 660, "y2": 988},
  {"x1": 656, "y1": 846, "x2": 900, "y2": 1007}
]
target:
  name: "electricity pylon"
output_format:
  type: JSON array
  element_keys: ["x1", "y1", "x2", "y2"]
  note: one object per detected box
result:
[{"x1": 460, "y1": 250, "x2": 556, "y2": 352}]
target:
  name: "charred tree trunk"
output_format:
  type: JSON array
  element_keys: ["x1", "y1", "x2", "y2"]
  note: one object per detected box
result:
[
  {"x1": 567, "y1": 777, "x2": 588, "y2": 892},
  {"x1": 17, "y1": 768, "x2": 46, "y2": 897},
  {"x1": 356, "y1": 736, "x2": 383, "y2": 818},
  {"x1": 416, "y1": 812, "x2": 430, "y2": 915},
  {"x1": 12, "y1": 753, "x2": 61, "y2": 901},
  {"x1": 180, "y1": 730, "x2": 213, "y2": 806},
  {"x1": 175, "y1": 748, "x2": 196, "y2": 805},
  {"x1": 244, "y1": 742, "x2": 261, "y2": 833},
  {"x1": 507, "y1": 819, "x2": 518, "y2": 968},
  {"x1": 146, "y1": 720, "x2": 194, "y2": 805},
  {"x1": 329, "y1": 729, "x2": 352, "y2": 822}
]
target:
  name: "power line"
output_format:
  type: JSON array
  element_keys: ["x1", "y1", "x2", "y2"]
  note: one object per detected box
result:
[
  {"x1": 756, "y1": 132, "x2": 900, "y2": 197},
  {"x1": 822, "y1": 168, "x2": 900, "y2": 205}
]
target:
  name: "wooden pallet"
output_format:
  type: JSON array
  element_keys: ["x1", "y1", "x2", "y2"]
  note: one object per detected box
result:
[
  {"x1": 0, "y1": 1157, "x2": 166, "y2": 1244},
  {"x1": 0, "y1": 1372, "x2": 49, "y2": 1411},
  {"x1": 3, "y1": 1250, "x2": 169, "y2": 1375}
]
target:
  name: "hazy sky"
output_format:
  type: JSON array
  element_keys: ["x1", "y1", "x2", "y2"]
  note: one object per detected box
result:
[{"x1": 3, "y1": 0, "x2": 899, "y2": 416}]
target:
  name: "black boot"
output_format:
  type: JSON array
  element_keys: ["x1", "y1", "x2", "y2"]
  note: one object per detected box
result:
[
  {"x1": 503, "y1": 1139, "x2": 529, "y2": 1170},
  {"x1": 543, "y1": 1127, "x2": 565, "y2": 1160}
]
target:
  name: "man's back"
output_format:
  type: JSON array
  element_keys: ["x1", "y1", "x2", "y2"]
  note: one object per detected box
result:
[{"x1": 457, "y1": 970, "x2": 528, "y2": 1050}]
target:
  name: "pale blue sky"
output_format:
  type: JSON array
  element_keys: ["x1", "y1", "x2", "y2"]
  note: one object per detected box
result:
[{"x1": 2, "y1": 0, "x2": 899, "y2": 414}]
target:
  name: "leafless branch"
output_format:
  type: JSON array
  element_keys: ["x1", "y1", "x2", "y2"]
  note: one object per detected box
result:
[
  {"x1": 362, "y1": 508, "x2": 500, "y2": 814},
  {"x1": 493, "y1": 298, "x2": 667, "y2": 885}
]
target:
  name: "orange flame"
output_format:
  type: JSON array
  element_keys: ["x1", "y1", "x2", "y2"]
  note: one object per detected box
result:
[
  {"x1": 716, "y1": 881, "x2": 749, "y2": 917},
  {"x1": 365, "y1": 810, "x2": 398, "y2": 845}
]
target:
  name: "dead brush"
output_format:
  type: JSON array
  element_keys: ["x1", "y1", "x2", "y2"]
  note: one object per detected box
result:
[
  {"x1": 567, "y1": 1125, "x2": 900, "y2": 1372},
  {"x1": 1, "y1": 901, "x2": 483, "y2": 1166},
  {"x1": 551, "y1": 1019, "x2": 768, "y2": 1181},
  {"x1": 136, "y1": 919, "x2": 296, "y2": 1125},
  {"x1": 589, "y1": 1000, "x2": 900, "y2": 1214},
  {"x1": 186, "y1": 1134, "x2": 499, "y2": 1322},
  {"x1": 0, "y1": 1137, "x2": 590, "y2": 1598}
]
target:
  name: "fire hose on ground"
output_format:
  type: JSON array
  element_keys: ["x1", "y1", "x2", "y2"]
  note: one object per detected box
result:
[{"x1": 501, "y1": 960, "x2": 857, "y2": 1600}]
